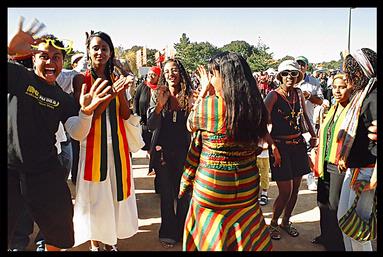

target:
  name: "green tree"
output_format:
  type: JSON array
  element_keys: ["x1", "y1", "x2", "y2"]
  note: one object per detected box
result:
[
  {"x1": 247, "y1": 39, "x2": 275, "y2": 72},
  {"x1": 174, "y1": 33, "x2": 219, "y2": 72},
  {"x1": 320, "y1": 59, "x2": 342, "y2": 71},
  {"x1": 114, "y1": 46, "x2": 125, "y2": 59},
  {"x1": 146, "y1": 48, "x2": 157, "y2": 67},
  {"x1": 220, "y1": 40, "x2": 253, "y2": 59}
]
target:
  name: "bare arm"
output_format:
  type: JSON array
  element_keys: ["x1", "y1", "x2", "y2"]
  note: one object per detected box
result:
[{"x1": 298, "y1": 89, "x2": 316, "y2": 138}]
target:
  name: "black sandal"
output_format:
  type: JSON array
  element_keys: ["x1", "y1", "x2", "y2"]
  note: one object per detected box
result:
[
  {"x1": 280, "y1": 222, "x2": 299, "y2": 237},
  {"x1": 269, "y1": 223, "x2": 281, "y2": 240},
  {"x1": 160, "y1": 238, "x2": 176, "y2": 249}
]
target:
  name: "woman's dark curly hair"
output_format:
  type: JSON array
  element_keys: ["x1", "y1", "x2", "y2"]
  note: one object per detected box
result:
[
  {"x1": 343, "y1": 48, "x2": 377, "y2": 92},
  {"x1": 157, "y1": 58, "x2": 193, "y2": 111},
  {"x1": 208, "y1": 51, "x2": 268, "y2": 143},
  {"x1": 86, "y1": 31, "x2": 115, "y2": 81}
]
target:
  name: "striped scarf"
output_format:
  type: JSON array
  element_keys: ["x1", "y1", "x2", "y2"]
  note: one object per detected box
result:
[
  {"x1": 83, "y1": 69, "x2": 131, "y2": 201},
  {"x1": 335, "y1": 78, "x2": 376, "y2": 164},
  {"x1": 314, "y1": 103, "x2": 350, "y2": 178},
  {"x1": 178, "y1": 96, "x2": 226, "y2": 198}
]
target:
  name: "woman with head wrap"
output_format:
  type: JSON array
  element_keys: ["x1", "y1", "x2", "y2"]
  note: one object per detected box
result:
[
  {"x1": 312, "y1": 73, "x2": 353, "y2": 250},
  {"x1": 336, "y1": 48, "x2": 377, "y2": 251}
]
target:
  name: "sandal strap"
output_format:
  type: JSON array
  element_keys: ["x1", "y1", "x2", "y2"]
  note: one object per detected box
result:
[
  {"x1": 281, "y1": 222, "x2": 299, "y2": 235},
  {"x1": 269, "y1": 224, "x2": 280, "y2": 232}
]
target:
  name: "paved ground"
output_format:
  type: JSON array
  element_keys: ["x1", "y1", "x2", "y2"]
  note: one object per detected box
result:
[{"x1": 25, "y1": 150, "x2": 376, "y2": 251}]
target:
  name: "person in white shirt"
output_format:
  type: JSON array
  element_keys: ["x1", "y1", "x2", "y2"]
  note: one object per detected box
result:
[{"x1": 295, "y1": 56, "x2": 324, "y2": 191}]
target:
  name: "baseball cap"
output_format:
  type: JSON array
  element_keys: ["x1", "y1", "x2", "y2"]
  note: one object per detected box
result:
[
  {"x1": 71, "y1": 53, "x2": 84, "y2": 65},
  {"x1": 295, "y1": 56, "x2": 309, "y2": 65}
]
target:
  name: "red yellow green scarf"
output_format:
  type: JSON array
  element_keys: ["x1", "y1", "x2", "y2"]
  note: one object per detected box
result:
[
  {"x1": 83, "y1": 69, "x2": 131, "y2": 201},
  {"x1": 314, "y1": 103, "x2": 349, "y2": 178}
]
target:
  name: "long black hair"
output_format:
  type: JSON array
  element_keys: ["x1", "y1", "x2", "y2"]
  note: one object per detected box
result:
[
  {"x1": 86, "y1": 31, "x2": 115, "y2": 82},
  {"x1": 157, "y1": 58, "x2": 193, "y2": 111},
  {"x1": 343, "y1": 48, "x2": 377, "y2": 92},
  {"x1": 208, "y1": 51, "x2": 268, "y2": 143}
]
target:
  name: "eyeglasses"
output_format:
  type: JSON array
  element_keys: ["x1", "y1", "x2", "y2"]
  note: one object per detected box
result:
[
  {"x1": 280, "y1": 70, "x2": 300, "y2": 78},
  {"x1": 31, "y1": 38, "x2": 73, "y2": 54}
]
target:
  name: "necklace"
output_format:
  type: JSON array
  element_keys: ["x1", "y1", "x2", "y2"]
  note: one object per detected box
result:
[
  {"x1": 278, "y1": 88, "x2": 297, "y2": 118},
  {"x1": 277, "y1": 88, "x2": 300, "y2": 130}
]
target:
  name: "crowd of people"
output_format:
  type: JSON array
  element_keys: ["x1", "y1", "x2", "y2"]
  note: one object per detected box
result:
[{"x1": 7, "y1": 17, "x2": 377, "y2": 252}]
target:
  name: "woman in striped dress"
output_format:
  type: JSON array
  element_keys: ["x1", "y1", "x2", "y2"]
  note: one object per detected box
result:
[
  {"x1": 178, "y1": 52, "x2": 273, "y2": 251},
  {"x1": 72, "y1": 31, "x2": 138, "y2": 251}
]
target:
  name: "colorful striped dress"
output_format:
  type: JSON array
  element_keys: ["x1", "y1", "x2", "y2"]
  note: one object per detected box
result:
[{"x1": 179, "y1": 96, "x2": 272, "y2": 251}]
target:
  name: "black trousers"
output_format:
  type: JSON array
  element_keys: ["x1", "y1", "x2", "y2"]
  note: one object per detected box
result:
[
  {"x1": 153, "y1": 148, "x2": 191, "y2": 242},
  {"x1": 317, "y1": 163, "x2": 345, "y2": 251},
  {"x1": 8, "y1": 165, "x2": 74, "y2": 249}
]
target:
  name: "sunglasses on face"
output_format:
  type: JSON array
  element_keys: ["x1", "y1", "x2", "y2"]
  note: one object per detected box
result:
[
  {"x1": 280, "y1": 70, "x2": 300, "y2": 78},
  {"x1": 31, "y1": 38, "x2": 73, "y2": 54}
]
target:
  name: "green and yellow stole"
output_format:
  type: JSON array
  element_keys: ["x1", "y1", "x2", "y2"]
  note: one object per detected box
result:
[
  {"x1": 83, "y1": 69, "x2": 131, "y2": 201},
  {"x1": 314, "y1": 103, "x2": 349, "y2": 178}
]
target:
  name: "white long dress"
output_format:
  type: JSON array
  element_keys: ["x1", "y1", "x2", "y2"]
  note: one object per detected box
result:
[{"x1": 73, "y1": 108, "x2": 138, "y2": 246}]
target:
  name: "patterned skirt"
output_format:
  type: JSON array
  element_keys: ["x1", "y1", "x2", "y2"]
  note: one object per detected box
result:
[{"x1": 183, "y1": 198, "x2": 272, "y2": 251}]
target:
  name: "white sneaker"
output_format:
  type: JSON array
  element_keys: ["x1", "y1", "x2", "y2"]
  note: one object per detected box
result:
[{"x1": 307, "y1": 173, "x2": 317, "y2": 191}]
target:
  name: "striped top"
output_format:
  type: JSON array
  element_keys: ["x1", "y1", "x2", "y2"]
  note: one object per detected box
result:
[
  {"x1": 179, "y1": 96, "x2": 260, "y2": 209},
  {"x1": 82, "y1": 69, "x2": 132, "y2": 201}
]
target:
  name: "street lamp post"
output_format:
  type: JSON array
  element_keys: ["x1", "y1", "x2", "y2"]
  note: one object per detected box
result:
[{"x1": 347, "y1": 8, "x2": 354, "y2": 53}]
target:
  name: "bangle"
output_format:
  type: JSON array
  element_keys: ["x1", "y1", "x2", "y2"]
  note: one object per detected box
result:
[{"x1": 307, "y1": 93, "x2": 312, "y2": 100}]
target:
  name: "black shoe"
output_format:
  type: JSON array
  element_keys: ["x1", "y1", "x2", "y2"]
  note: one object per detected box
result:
[{"x1": 311, "y1": 236, "x2": 325, "y2": 245}]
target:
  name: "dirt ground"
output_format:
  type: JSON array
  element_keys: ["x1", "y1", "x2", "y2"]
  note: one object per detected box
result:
[{"x1": 25, "y1": 150, "x2": 376, "y2": 252}]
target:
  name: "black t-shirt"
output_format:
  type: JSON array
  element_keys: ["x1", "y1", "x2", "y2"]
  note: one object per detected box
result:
[
  {"x1": 157, "y1": 109, "x2": 189, "y2": 152},
  {"x1": 347, "y1": 85, "x2": 377, "y2": 168},
  {"x1": 270, "y1": 90, "x2": 302, "y2": 137},
  {"x1": 8, "y1": 61, "x2": 78, "y2": 172}
]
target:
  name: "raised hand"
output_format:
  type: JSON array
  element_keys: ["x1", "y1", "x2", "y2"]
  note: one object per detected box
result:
[
  {"x1": 368, "y1": 120, "x2": 377, "y2": 141},
  {"x1": 8, "y1": 16, "x2": 46, "y2": 56},
  {"x1": 195, "y1": 65, "x2": 212, "y2": 98},
  {"x1": 156, "y1": 85, "x2": 170, "y2": 109},
  {"x1": 79, "y1": 78, "x2": 112, "y2": 115},
  {"x1": 111, "y1": 74, "x2": 135, "y2": 96}
]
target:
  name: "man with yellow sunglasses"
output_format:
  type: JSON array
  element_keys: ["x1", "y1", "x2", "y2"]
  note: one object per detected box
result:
[{"x1": 7, "y1": 17, "x2": 113, "y2": 251}]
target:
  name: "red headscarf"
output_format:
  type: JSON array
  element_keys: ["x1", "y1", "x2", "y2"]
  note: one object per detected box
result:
[{"x1": 145, "y1": 66, "x2": 161, "y2": 90}]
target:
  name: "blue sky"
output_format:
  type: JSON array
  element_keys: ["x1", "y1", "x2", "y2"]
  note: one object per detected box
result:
[{"x1": 7, "y1": 8, "x2": 377, "y2": 64}]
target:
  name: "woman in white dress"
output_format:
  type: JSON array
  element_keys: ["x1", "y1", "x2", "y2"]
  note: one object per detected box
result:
[{"x1": 72, "y1": 31, "x2": 138, "y2": 251}]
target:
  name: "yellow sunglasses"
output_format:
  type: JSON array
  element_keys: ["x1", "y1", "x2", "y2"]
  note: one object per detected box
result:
[{"x1": 31, "y1": 38, "x2": 73, "y2": 54}]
